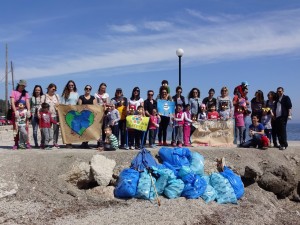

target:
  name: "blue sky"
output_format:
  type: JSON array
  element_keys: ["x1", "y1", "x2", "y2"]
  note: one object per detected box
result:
[{"x1": 0, "y1": 0, "x2": 299, "y2": 122}]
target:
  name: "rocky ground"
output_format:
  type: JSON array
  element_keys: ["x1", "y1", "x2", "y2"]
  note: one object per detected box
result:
[{"x1": 0, "y1": 141, "x2": 299, "y2": 225}]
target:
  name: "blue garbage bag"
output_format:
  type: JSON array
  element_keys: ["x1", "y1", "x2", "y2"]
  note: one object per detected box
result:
[
  {"x1": 190, "y1": 152, "x2": 205, "y2": 176},
  {"x1": 131, "y1": 148, "x2": 159, "y2": 172},
  {"x1": 201, "y1": 175, "x2": 217, "y2": 203},
  {"x1": 164, "y1": 179, "x2": 184, "y2": 199},
  {"x1": 162, "y1": 161, "x2": 179, "y2": 177},
  {"x1": 178, "y1": 166, "x2": 192, "y2": 178},
  {"x1": 136, "y1": 170, "x2": 156, "y2": 200},
  {"x1": 210, "y1": 173, "x2": 237, "y2": 204},
  {"x1": 181, "y1": 174, "x2": 207, "y2": 199},
  {"x1": 220, "y1": 166, "x2": 244, "y2": 199},
  {"x1": 151, "y1": 167, "x2": 176, "y2": 195},
  {"x1": 114, "y1": 168, "x2": 140, "y2": 199},
  {"x1": 158, "y1": 147, "x2": 192, "y2": 173}
]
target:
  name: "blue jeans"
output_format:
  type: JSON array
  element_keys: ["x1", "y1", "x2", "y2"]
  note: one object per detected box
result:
[
  {"x1": 240, "y1": 133, "x2": 262, "y2": 148},
  {"x1": 31, "y1": 116, "x2": 40, "y2": 146}
]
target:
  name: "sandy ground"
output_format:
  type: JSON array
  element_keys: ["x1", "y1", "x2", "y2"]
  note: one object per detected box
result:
[{"x1": 0, "y1": 128, "x2": 299, "y2": 224}]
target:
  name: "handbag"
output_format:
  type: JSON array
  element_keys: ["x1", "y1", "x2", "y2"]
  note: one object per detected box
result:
[
  {"x1": 7, "y1": 92, "x2": 24, "y2": 120},
  {"x1": 6, "y1": 108, "x2": 13, "y2": 120}
]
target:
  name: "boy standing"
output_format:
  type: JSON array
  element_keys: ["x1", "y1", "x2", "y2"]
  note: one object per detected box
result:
[{"x1": 38, "y1": 103, "x2": 59, "y2": 150}]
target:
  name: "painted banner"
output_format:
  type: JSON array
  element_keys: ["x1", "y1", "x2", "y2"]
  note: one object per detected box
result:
[
  {"x1": 157, "y1": 99, "x2": 175, "y2": 117},
  {"x1": 191, "y1": 119, "x2": 234, "y2": 147},
  {"x1": 126, "y1": 115, "x2": 150, "y2": 131},
  {"x1": 57, "y1": 105, "x2": 104, "y2": 144}
]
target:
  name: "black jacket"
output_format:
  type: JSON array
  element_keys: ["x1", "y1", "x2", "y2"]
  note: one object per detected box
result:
[{"x1": 274, "y1": 95, "x2": 292, "y2": 118}]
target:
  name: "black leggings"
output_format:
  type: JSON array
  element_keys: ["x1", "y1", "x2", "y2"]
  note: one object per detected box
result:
[{"x1": 158, "y1": 116, "x2": 170, "y2": 142}]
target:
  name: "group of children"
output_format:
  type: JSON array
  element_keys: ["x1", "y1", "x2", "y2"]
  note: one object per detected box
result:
[
  {"x1": 101, "y1": 103, "x2": 161, "y2": 151},
  {"x1": 14, "y1": 101, "x2": 58, "y2": 150}
]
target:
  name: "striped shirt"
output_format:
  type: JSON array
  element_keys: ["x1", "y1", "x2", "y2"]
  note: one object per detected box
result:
[{"x1": 108, "y1": 134, "x2": 119, "y2": 150}]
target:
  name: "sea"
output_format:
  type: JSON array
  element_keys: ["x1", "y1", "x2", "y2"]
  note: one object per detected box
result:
[{"x1": 287, "y1": 123, "x2": 300, "y2": 141}]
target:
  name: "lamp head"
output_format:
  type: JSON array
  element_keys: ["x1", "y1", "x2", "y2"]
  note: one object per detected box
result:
[{"x1": 176, "y1": 48, "x2": 184, "y2": 57}]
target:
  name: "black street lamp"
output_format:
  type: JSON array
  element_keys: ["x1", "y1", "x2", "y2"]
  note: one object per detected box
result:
[{"x1": 176, "y1": 48, "x2": 184, "y2": 86}]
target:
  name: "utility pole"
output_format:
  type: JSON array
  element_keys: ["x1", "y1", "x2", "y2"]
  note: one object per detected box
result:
[
  {"x1": 11, "y1": 61, "x2": 14, "y2": 90},
  {"x1": 5, "y1": 44, "x2": 8, "y2": 115}
]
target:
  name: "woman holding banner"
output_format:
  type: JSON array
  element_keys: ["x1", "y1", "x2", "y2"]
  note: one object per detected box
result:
[
  {"x1": 78, "y1": 85, "x2": 96, "y2": 148},
  {"x1": 61, "y1": 80, "x2": 79, "y2": 148}
]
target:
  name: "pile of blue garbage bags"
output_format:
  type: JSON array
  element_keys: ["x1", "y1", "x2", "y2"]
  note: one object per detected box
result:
[{"x1": 114, "y1": 147, "x2": 244, "y2": 204}]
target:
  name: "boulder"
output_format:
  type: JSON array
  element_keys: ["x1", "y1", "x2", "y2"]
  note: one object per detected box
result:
[
  {"x1": 63, "y1": 161, "x2": 93, "y2": 189},
  {"x1": 90, "y1": 155, "x2": 116, "y2": 186},
  {"x1": 244, "y1": 165, "x2": 263, "y2": 180},
  {"x1": 257, "y1": 165, "x2": 296, "y2": 198},
  {"x1": 86, "y1": 186, "x2": 115, "y2": 201}
]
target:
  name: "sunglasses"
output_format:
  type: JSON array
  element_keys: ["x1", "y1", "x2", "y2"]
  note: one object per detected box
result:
[
  {"x1": 148, "y1": 93, "x2": 154, "y2": 96},
  {"x1": 85, "y1": 88, "x2": 91, "y2": 90}
]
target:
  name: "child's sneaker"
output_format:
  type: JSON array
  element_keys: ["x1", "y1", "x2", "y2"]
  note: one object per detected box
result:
[
  {"x1": 171, "y1": 141, "x2": 176, "y2": 147},
  {"x1": 19, "y1": 144, "x2": 26, "y2": 150},
  {"x1": 45, "y1": 146, "x2": 52, "y2": 150},
  {"x1": 12, "y1": 145, "x2": 18, "y2": 150},
  {"x1": 40, "y1": 144, "x2": 45, "y2": 149},
  {"x1": 125, "y1": 146, "x2": 129, "y2": 150},
  {"x1": 177, "y1": 143, "x2": 182, "y2": 148},
  {"x1": 130, "y1": 146, "x2": 135, "y2": 150},
  {"x1": 53, "y1": 144, "x2": 60, "y2": 149},
  {"x1": 157, "y1": 142, "x2": 163, "y2": 146},
  {"x1": 163, "y1": 142, "x2": 168, "y2": 146},
  {"x1": 26, "y1": 144, "x2": 31, "y2": 149}
]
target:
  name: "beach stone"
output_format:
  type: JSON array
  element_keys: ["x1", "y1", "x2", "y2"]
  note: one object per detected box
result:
[
  {"x1": 0, "y1": 177, "x2": 18, "y2": 199},
  {"x1": 86, "y1": 186, "x2": 115, "y2": 201},
  {"x1": 63, "y1": 161, "x2": 93, "y2": 189},
  {"x1": 257, "y1": 165, "x2": 296, "y2": 198},
  {"x1": 244, "y1": 165, "x2": 263, "y2": 180},
  {"x1": 90, "y1": 155, "x2": 116, "y2": 186}
]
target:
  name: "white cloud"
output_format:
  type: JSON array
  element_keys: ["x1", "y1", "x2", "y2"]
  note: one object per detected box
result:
[
  {"x1": 143, "y1": 21, "x2": 173, "y2": 31},
  {"x1": 11, "y1": 8, "x2": 300, "y2": 80},
  {"x1": 185, "y1": 9, "x2": 226, "y2": 23},
  {"x1": 108, "y1": 24, "x2": 137, "y2": 33}
]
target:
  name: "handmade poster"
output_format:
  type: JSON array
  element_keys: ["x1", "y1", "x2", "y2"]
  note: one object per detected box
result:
[
  {"x1": 126, "y1": 115, "x2": 149, "y2": 131},
  {"x1": 191, "y1": 119, "x2": 234, "y2": 147},
  {"x1": 157, "y1": 99, "x2": 175, "y2": 117},
  {"x1": 57, "y1": 105, "x2": 104, "y2": 144}
]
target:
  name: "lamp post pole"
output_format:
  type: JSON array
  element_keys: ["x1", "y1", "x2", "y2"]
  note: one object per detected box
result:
[{"x1": 176, "y1": 48, "x2": 184, "y2": 86}]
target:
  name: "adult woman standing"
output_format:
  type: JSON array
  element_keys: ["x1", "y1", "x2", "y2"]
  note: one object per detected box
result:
[
  {"x1": 10, "y1": 80, "x2": 31, "y2": 149},
  {"x1": 61, "y1": 80, "x2": 79, "y2": 105},
  {"x1": 216, "y1": 86, "x2": 233, "y2": 117},
  {"x1": 128, "y1": 87, "x2": 144, "y2": 110},
  {"x1": 202, "y1": 88, "x2": 216, "y2": 110},
  {"x1": 172, "y1": 86, "x2": 186, "y2": 107},
  {"x1": 156, "y1": 86, "x2": 172, "y2": 146},
  {"x1": 188, "y1": 88, "x2": 201, "y2": 118},
  {"x1": 78, "y1": 85, "x2": 96, "y2": 149},
  {"x1": 30, "y1": 85, "x2": 44, "y2": 148},
  {"x1": 61, "y1": 80, "x2": 79, "y2": 148},
  {"x1": 251, "y1": 90, "x2": 265, "y2": 122},
  {"x1": 94, "y1": 83, "x2": 109, "y2": 106},
  {"x1": 94, "y1": 83, "x2": 109, "y2": 146},
  {"x1": 40, "y1": 83, "x2": 60, "y2": 148}
]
